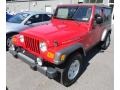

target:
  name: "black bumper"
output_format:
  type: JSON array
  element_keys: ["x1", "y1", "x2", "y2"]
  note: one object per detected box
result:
[{"x1": 9, "y1": 49, "x2": 58, "y2": 79}]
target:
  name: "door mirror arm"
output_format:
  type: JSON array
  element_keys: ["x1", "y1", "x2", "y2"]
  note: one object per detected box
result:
[{"x1": 95, "y1": 16, "x2": 103, "y2": 24}]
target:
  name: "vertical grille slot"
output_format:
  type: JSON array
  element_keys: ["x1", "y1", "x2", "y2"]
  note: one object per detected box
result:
[{"x1": 24, "y1": 36, "x2": 40, "y2": 54}]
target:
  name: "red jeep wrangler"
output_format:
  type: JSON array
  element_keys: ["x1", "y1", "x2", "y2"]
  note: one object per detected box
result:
[{"x1": 9, "y1": 4, "x2": 112, "y2": 86}]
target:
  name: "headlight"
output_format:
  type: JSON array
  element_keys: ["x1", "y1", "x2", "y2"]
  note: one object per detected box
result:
[
  {"x1": 19, "y1": 35, "x2": 24, "y2": 42},
  {"x1": 39, "y1": 42, "x2": 47, "y2": 52}
]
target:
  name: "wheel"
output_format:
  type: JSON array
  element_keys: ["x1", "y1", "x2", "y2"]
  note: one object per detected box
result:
[
  {"x1": 62, "y1": 53, "x2": 83, "y2": 87},
  {"x1": 6, "y1": 33, "x2": 17, "y2": 51},
  {"x1": 6, "y1": 35, "x2": 13, "y2": 51},
  {"x1": 101, "y1": 33, "x2": 111, "y2": 50},
  {"x1": 9, "y1": 43, "x2": 18, "y2": 58}
]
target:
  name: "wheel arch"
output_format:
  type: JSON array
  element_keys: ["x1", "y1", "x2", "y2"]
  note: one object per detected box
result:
[
  {"x1": 6, "y1": 32, "x2": 19, "y2": 37},
  {"x1": 56, "y1": 43, "x2": 86, "y2": 68}
]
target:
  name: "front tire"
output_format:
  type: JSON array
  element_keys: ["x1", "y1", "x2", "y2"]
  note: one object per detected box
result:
[
  {"x1": 62, "y1": 53, "x2": 83, "y2": 87},
  {"x1": 6, "y1": 33, "x2": 17, "y2": 51},
  {"x1": 6, "y1": 35, "x2": 12, "y2": 51}
]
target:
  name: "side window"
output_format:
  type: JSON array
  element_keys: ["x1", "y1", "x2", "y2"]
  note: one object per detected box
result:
[
  {"x1": 28, "y1": 14, "x2": 42, "y2": 23},
  {"x1": 95, "y1": 7, "x2": 111, "y2": 23},
  {"x1": 100, "y1": 8, "x2": 106, "y2": 22},
  {"x1": 95, "y1": 7, "x2": 101, "y2": 19},
  {"x1": 104, "y1": 8, "x2": 112, "y2": 22},
  {"x1": 43, "y1": 14, "x2": 51, "y2": 21},
  {"x1": 95, "y1": 7, "x2": 106, "y2": 23},
  {"x1": 72, "y1": 7, "x2": 92, "y2": 21}
]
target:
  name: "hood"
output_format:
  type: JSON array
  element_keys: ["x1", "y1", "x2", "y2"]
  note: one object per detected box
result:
[
  {"x1": 21, "y1": 20, "x2": 88, "y2": 46},
  {"x1": 6, "y1": 22, "x2": 25, "y2": 33}
]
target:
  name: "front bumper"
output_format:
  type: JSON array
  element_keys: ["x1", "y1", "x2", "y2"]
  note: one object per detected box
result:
[{"x1": 9, "y1": 49, "x2": 58, "y2": 79}]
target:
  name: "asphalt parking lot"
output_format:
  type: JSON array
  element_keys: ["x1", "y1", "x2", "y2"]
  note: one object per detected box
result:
[{"x1": 6, "y1": 30, "x2": 114, "y2": 90}]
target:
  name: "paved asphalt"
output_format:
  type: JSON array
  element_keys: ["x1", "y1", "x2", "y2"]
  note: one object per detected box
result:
[{"x1": 6, "y1": 30, "x2": 114, "y2": 90}]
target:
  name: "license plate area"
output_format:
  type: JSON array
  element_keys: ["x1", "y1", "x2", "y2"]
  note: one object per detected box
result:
[{"x1": 21, "y1": 49, "x2": 37, "y2": 61}]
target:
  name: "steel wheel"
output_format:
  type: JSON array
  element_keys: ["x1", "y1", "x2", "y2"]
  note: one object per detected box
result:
[
  {"x1": 105, "y1": 34, "x2": 110, "y2": 47},
  {"x1": 7, "y1": 37, "x2": 12, "y2": 48},
  {"x1": 62, "y1": 53, "x2": 83, "y2": 87},
  {"x1": 68, "y1": 60, "x2": 80, "y2": 80},
  {"x1": 101, "y1": 33, "x2": 111, "y2": 50}
]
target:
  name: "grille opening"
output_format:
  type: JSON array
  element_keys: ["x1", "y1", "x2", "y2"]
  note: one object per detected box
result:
[{"x1": 24, "y1": 36, "x2": 40, "y2": 54}]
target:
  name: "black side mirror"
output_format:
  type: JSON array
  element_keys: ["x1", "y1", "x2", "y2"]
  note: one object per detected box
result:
[
  {"x1": 96, "y1": 16, "x2": 103, "y2": 24},
  {"x1": 25, "y1": 20, "x2": 32, "y2": 25}
]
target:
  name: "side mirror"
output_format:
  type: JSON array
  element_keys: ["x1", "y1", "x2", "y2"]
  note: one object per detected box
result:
[
  {"x1": 25, "y1": 20, "x2": 32, "y2": 25},
  {"x1": 96, "y1": 16, "x2": 103, "y2": 24}
]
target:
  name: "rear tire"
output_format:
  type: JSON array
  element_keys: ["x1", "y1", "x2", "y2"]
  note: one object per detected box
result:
[
  {"x1": 61, "y1": 53, "x2": 83, "y2": 87},
  {"x1": 101, "y1": 33, "x2": 111, "y2": 50}
]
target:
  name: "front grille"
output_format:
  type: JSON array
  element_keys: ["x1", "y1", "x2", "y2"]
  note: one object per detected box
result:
[{"x1": 24, "y1": 36, "x2": 40, "y2": 54}]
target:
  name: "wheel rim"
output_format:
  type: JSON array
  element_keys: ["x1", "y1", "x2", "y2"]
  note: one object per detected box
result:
[
  {"x1": 105, "y1": 35, "x2": 110, "y2": 47},
  {"x1": 68, "y1": 60, "x2": 80, "y2": 80},
  {"x1": 7, "y1": 37, "x2": 12, "y2": 47}
]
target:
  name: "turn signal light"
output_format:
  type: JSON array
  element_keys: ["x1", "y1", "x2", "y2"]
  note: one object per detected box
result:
[
  {"x1": 12, "y1": 37, "x2": 17, "y2": 44},
  {"x1": 60, "y1": 54, "x2": 66, "y2": 61},
  {"x1": 47, "y1": 52, "x2": 55, "y2": 59}
]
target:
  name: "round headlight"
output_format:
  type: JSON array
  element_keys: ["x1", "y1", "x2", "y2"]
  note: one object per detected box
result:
[
  {"x1": 39, "y1": 42, "x2": 47, "y2": 52},
  {"x1": 19, "y1": 35, "x2": 24, "y2": 43}
]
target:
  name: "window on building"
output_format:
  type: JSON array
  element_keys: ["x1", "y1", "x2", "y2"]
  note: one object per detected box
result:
[
  {"x1": 96, "y1": 0, "x2": 103, "y2": 3},
  {"x1": 90, "y1": 0, "x2": 103, "y2": 3},
  {"x1": 78, "y1": 0, "x2": 104, "y2": 3},
  {"x1": 109, "y1": 0, "x2": 114, "y2": 3},
  {"x1": 90, "y1": 0, "x2": 96, "y2": 3},
  {"x1": 84, "y1": 0, "x2": 90, "y2": 3}
]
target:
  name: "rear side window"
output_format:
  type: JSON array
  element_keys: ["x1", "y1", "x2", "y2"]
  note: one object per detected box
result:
[
  {"x1": 28, "y1": 14, "x2": 43, "y2": 23},
  {"x1": 43, "y1": 14, "x2": 51, "y2": 21},
  {"x1": 95, "y1": 7, "x2": 111, "y2": 23},
  {"x1": 104, "y1": 8, "x2": 112, "y2": 22}
]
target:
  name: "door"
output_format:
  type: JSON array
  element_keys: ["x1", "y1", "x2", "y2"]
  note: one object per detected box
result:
[
  {"x1": 71, "y1": 6, "x2": 94, "y2": 49},
  {"x1": 92, "y1": 7, "x2": 105, "y2": 45}
]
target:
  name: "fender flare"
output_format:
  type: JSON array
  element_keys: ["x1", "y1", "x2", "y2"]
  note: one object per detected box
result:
[
  {"x1": 101, "y1": 29, "x2": 111, "y2": 41},
  {"x1": 54, "y1": 43, "x2": 86, "y2": 65},
  {"x1": 6, "y1": 32, "x2": 19, "y2": 37}
]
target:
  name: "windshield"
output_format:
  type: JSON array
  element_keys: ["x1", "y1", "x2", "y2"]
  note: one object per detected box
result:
[
  {"x1": 54, "y1": 6, "x2": 92, "y2": 21},
  {"x1": 7, "y1": 13, "x2": 30, "y2": 23}
]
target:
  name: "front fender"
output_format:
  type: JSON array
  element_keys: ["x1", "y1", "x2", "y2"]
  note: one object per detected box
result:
[{"x1": 54, "y1": 43, "x2": 86, "y2": 65}]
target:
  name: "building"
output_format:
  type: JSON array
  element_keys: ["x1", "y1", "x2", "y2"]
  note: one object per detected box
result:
[
  {"x1": 7, "y1": 0, "x2": 78, "y2": 13},
  {"x1": 6, "y1": 0, "x2": 114, "y2": 13},
  {"x1": 79, "y1": 0, "x2": 114, "y2": 8}
]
